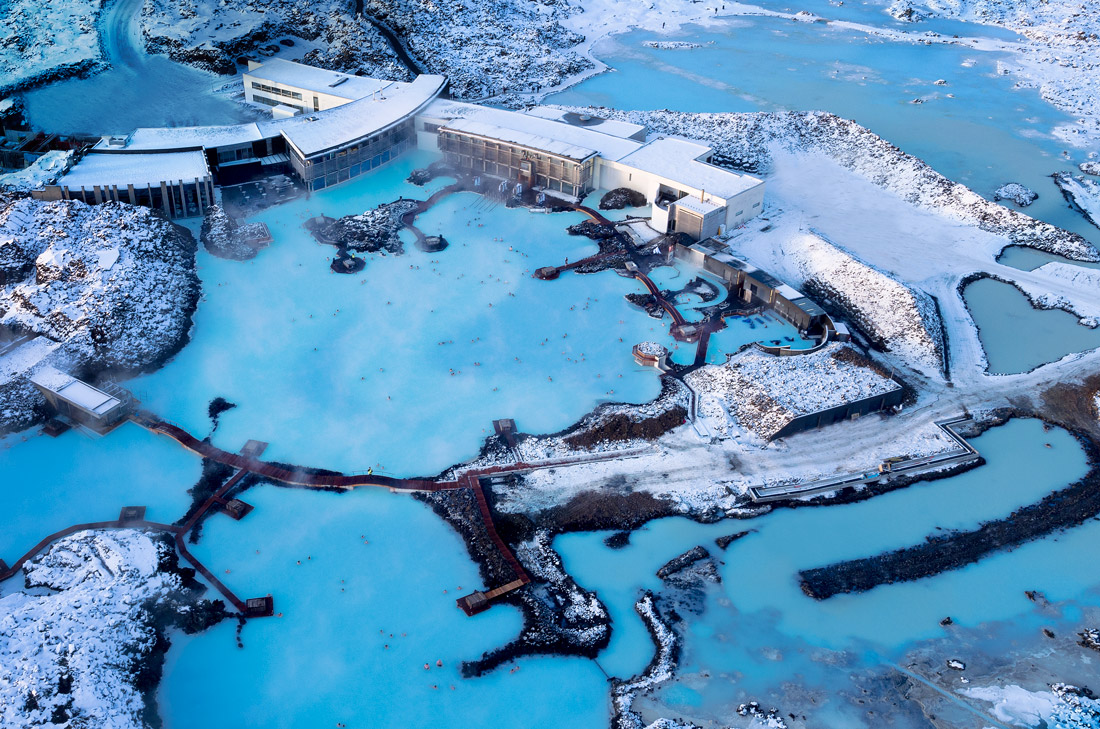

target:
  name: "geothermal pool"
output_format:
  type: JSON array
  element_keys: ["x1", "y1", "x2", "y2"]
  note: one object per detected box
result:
[{"x1": 962, "y1": 277, "x2": 1100, "y2": 374}]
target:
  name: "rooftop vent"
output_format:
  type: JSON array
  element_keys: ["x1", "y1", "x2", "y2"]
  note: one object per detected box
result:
[{"x1": 328, "y1": 76, "x2": 349, "y2": 88}]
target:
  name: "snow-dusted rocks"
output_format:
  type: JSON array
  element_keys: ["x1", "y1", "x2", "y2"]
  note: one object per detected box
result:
[
  {"x1": 0, "y1": 151, "x2": 73, "y2": 193},
  {"x1": 142, "y1": 0, "x2": 408, "y2": 78},
  {"x1": 789, "y1": 232, "x2": 945, "y2": 375},
  {"x1": 0, "y1": 0, "x2": 103, "y2": 94},
  {"x1": 0, "y1": 530, "x2": 222, "y2": 728},
  {"x1": 642, "y1": 41, "x2": 703, "y2": 50},
  {"x1": 686, "y1": 344, "x2": 902, "y2": 441},
  {"x1": 143, "y1": 0, "x2": 588, "y2": 99},
  {"x1": 364, "y1": 0, "x2": 589, "y2": 98},
  {"x1": 1082, "y1": 161, "x2": 1100, "y2": 176},
  {"x1": 611, "y1": 592, "x2": 679, "y2": 729},
  {"x1": 1053, "y1": 172, "x2": 1100, "y2": 229},
  {"x1": 995, "y1": 182, "x2": 1039, "y2": 207},
  {"x1": 200, "y1": 204, "x2": 270, "y2": 260},
  {"x1": 556, "y1": 107, "x2": 1098, "y2": 261},
  {"x1": 0, "y1": 196, "x2": 198, "y2": 429}
]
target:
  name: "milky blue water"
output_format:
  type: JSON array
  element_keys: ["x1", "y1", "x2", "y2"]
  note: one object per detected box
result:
[
  {"x1": 128, "y1": 151, "x2": 665, "y2": 476},
  {"x1": 555, "y1": 419, "x2": 1096, "y2": 725},
  {"x1": 159, "y1": 483, "x2": 610, "y2": 729},
  {"x1": 6, "y1": 3, "x2": 1100, "y2": 724},
  {"x1": 997, "y1": 244, "x2": 1100, "y2": 272},
  {"x1": 547, "y1": 11, "x2": 1100, "y2": 250},
  {"x1": 0, "y1": 422, "x2": 198, "y2": 561},
  {"x1": 963, "y1": 276, "x2": 1100, "y2": 374}
]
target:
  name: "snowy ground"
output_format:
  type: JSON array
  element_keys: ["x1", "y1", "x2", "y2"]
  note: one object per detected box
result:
[
  {"x1": 0, "y1": 196, "x2": 198, "y2": 432},
  {"x1": 0, "y1": 151, "x2": 73, "y2": 192},
  {"x1": 0, "y1": 530, "x2": 190, "y2": 729},
  {"x1": 0, "y1": 0, "x2": 103, "y2": 94}
]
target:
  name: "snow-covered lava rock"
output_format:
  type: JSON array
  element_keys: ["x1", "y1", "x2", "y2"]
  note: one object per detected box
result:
[
  {"x1": 142, "y1": 0, "x2": 589, "y2": 99},
  {"x1": 0, "y1": 529, "x2": 227, "y2": 728},
  {"x1": 686, "y1": 343, "x2": 902, "y2": 441},
  {"x1": 0, "y1": 195, "x2": 199, "y2": 431},
  {"x1": 995, "y1": 182, "x2": 1039, "y2": 207},
  {"x1": 1054, "y1": 172, "x2": 1100, "y2": 230},
  {"x1": 0, "y1": 0, "x2": 104, "y2": 94},
  {"x1": 788, "y1": 231, "x2": 945, "y2": 375}
]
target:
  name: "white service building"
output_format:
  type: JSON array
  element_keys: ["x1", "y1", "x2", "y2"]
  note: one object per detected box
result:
[{"x1": 418, "y1": 100, "x2": 765, "y2": 238}]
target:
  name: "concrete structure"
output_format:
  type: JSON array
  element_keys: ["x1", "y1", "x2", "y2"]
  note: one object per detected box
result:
[
  {"x1": 419, "y1": 100, "x2": 766, "y2": 235},
  {"x1": 27, "y1": 61, "x2": 761, "y2": 227},
  {"x1": 244, "y1": 59, "x2": 399, "y2": 115},
  {"x1": 674, "y1": 239, "x2": 828, "y2": 332},
  {"x1": 35, "y1": 150, "x2": 215, "y2": 219},
  {"x1": 771, "y1": 386, "x2": 904, "y2": 439},
  {"x1": 29, "y1": 366, "x2": 133, "y2": 433}
]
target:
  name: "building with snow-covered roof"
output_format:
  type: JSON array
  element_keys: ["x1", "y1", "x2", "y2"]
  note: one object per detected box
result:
[
  {"x1": 35, "y1": 150, "x2": 214, "y2": 219},
  {"x1": 418, "y1": 101, "x2": 764, "y2": 235},
  {"x1": 244, "y1": 59, "x2": 398, "y2": 114},
  {"x1": 602, "y1": 137, "x2": 765, "y2": 238},
  {"x1": 30, "y1": 366, "x2": 133, "y2": 433}
]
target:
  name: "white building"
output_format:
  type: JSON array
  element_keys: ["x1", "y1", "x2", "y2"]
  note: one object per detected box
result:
[
  {"x1": 418, "y1": 100, "x2": 765, "y2": 238},
  {"x1": 39, "y1": 150, "x2": 214, "y2": 219},
  {"x1": 243, "y1": 59, "x2": 400, "y2": 115}
]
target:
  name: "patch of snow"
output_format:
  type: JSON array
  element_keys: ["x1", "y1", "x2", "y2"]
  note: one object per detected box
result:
[
  {"x1": 1053, "y1": 172, "x2": 1100, "y2": 230},
  {"x1": 0, "y1": 530, "x2": 181, "y2": 728},
  {"x1": 0, "y1": 151, "x2": 74, "y2": 192}
]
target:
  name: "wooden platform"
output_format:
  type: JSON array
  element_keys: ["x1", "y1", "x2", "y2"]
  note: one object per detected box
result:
[{"x1": 119, "y1": 506, "x2": 147, "y2": 522}]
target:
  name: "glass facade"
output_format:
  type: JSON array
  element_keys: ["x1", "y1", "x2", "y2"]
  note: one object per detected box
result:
[
  {"x1": 437, "y1": 129, "x2": 595, "y2": 197},
  {"x1": 289, "y1": 120, "x2": 414, "y2": 191}
]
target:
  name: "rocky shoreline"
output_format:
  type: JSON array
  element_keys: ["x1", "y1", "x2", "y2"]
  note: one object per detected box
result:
[{"x1": 799, "y1": 423, "x2": 1100, "y2": 600}]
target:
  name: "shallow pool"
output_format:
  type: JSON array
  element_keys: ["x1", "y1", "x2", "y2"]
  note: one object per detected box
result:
[{"x1": 962, "y1": 276, "x2": 1100, "y2": 374}]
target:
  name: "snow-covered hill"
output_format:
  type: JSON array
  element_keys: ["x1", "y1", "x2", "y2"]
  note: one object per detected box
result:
[
  {"x1": 0, "y1": 195, "x2": 198, "y2": 431},
  {"x1": 0, "y1": 530, "x2": 223, "y2": 729}
]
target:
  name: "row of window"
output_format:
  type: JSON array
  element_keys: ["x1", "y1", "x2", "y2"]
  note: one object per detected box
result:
[
  {"x1": 251, "y1": 82, "x2": 303, "y2": 100},
  {"x1": 252, "y1": 94, "x2": 307, "y2": 112},
  {"x1": 308, "y1": 143, "x2": 404, "y2": 191}
]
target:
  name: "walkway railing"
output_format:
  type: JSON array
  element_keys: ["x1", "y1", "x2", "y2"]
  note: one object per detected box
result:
[{"x1": 747, "y1": 417, "x2": 980, "y2": 502}]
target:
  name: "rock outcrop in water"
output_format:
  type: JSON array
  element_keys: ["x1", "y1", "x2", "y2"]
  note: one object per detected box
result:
[
  {"x1": 0, "y1": 530, "x2": 227, "y2": 729},
  {"x1": 0, "y1": 195, "x2": 199, "y2": 432},
  {"x1": 995, "y1": 182, "x2": 1039, "y2": 207}
]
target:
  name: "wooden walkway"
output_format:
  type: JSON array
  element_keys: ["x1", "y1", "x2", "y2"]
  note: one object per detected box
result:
[
  {"x1": 133, "y1": 414, "x2": 458, "y2": 491},
  {"x1": 4, "y1": 411, "x2": 654, "y2": 621}
]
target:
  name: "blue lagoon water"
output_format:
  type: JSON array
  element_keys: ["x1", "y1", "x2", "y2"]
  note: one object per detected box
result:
[
  {"x1": 159, "y1": 484, "x2": 610, "y2": 729},
  {"x1": 963, "y1": 276, "x2": 1100, "y2": 374},
  {"x1": 555, "y1": 420, "x2": 1097, "y2": 724},
  {"x1": 129, "y1": 153, "x2": 664, "y2": 475},
  {"x1": 0, "y1": 422, "x2": 198, "y2": 561}
]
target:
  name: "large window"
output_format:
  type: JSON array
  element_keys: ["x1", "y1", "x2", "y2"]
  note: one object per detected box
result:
[{"x1": 250, "y1": 81, "x2": 303, "y2": 100}]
